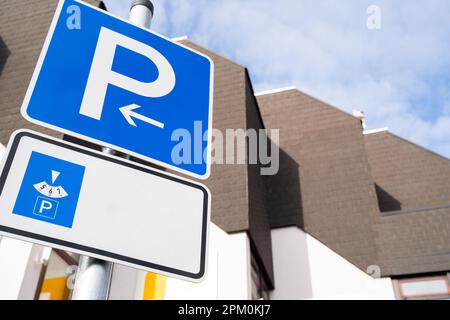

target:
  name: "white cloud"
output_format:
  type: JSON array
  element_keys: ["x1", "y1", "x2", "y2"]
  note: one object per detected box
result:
[
  {"x1": 102, "y1": 0, "x2": 130, "y2": 18},
  {"x1": 104, "y1": 0, "x2": 450, "y2": 159}
]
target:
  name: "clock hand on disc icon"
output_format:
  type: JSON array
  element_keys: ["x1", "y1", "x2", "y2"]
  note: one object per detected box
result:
[{"x1": 33, "y1": 170, "x2": 68, "y2": 198}]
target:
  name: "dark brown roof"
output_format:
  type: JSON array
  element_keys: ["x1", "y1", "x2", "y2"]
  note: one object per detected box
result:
[
  {"x1": 365, "y1": 131, "x2": 450, "y2": 212},
  {"x1": 257, "y1": 88, "x2": 450, "y2": 277},
  {"x1": 257, "y1": 89, "x2": 380, "y2": 273},
  {"x1": 365, "y1": 131, "x2": 450, "y2": 276}
]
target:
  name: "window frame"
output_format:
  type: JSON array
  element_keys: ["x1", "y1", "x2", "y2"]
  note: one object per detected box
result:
[{"x1": 395, "y1": 274, "x2": 450, "y2": 300}]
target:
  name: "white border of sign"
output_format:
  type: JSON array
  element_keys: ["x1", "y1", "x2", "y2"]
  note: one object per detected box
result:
[
  {"x1": 20, "y1": 0, "x2": 214, "y2": 180},
  {"x1": 0, "y1": 129, "x2": 210, "y2": 282}
]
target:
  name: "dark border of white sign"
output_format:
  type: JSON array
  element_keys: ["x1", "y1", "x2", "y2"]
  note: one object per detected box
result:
[{"x1": 0, "y1": 130, "x2": 209, "y2": 281}]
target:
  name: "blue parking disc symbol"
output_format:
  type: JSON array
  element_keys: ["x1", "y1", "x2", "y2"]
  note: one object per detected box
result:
[{"x1": 13, "y1": 152, "x2": 85, "y2": 228}]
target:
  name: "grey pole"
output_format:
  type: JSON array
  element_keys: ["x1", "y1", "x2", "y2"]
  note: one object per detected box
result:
[
  {"x1": 71, "y1": 256, "x2": 113, "y2": 300},
  {"x1": 130, "y1": 0, "x2": 154, "y2": 28},
  {"x1": 71, "y1": 1, "x2": 154, "y2": 300}
]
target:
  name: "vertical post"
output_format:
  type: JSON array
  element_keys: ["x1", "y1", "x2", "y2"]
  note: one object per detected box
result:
[
  {"x1": 71, "y1": 256, "x2": 113, "y2": 300},
  {"x1": 129, "y1": 0, "x2": 154, "y2": 28},
  {"x1": 71, "y1": 1, "x2": 154, "y2": 300}
]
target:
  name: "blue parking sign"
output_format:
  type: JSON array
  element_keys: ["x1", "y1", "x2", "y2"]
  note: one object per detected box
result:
[
  {"x1": 13, "y1": 151, "x2": 85, "y2": 228},
  {"x1": 21, "y1": 0, "x2": 213, "y2": 179}
]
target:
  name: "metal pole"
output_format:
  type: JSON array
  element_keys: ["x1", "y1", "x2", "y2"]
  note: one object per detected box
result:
[
  {"x1": 71, "y1": 1, "x2": 154, "y2": 300},
  {"x1": 71, "y1": 256, "x2": 113, "y2": 300},
  {"x1": 129, "y1": 0, "x2": 154, "y2": 28}
]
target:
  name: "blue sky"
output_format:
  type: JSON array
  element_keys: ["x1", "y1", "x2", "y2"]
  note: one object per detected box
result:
[{"x1": 104, "y1": 0, "x2": 450, "y2": 158}]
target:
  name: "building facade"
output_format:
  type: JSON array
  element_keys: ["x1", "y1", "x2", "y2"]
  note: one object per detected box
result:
[{"x1": 0, "y1": 0, "x2": 449, "y2": 300}]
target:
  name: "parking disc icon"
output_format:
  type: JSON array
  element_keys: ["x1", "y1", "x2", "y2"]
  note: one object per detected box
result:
[{"x1": 13, "y1": 152, "x2": 85, "y2": 228}]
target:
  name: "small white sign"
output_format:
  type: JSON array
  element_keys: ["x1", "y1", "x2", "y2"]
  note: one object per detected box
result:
[{"x1": 0, "y1": 130, "x2": 210, "y2": 282}]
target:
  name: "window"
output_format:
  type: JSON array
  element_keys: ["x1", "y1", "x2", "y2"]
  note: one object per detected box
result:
[
  {"x1": 395, "y1": 274, "x2": 450, "y2": 300},
  {"x1": 38, "y1": 250, "x2": 79, "y2": 300},
  {"x1": 251, "y1": 253, "x2": 269, "y2": 300}
]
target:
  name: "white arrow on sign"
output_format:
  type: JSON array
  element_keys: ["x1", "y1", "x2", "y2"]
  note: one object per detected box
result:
[{"x1": 119, "y1": 104, "x2": 164, "y2": 129}]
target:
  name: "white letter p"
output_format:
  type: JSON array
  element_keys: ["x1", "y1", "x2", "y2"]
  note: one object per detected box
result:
[
  {"x1": 79, "y1": 27, "x2": 176, "y2": 120},
  {"x1": 39, "y1": 200, "x2": 53, "y2": 214}
]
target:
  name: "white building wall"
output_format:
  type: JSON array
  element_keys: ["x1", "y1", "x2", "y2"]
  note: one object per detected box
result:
[
  {"x1": 108, "y1": 264, "x2": 147, "y2": 300},
  {"x1": 0, "y1": 142, "x2": 47, "y2": 300},
  {"x1": 106, "y1": 223, "x2": 252, "y2": 300},
  {"x1": 0, "y1": 237, "x2": 46, "y2": 299},
  {"x1": 164, "y1": 223, "x2": 251, "y2": 300},
  {"x1": 0, "y1": 143, "x2": 5, "y2": 161},
  {"x1": 270, "y1": 227, "x2": 396, "y2": 300}
]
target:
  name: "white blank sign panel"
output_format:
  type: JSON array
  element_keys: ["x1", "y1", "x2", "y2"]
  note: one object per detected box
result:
[{"x1": 0, "y1": 130, "x2": 210, "y2": 282}]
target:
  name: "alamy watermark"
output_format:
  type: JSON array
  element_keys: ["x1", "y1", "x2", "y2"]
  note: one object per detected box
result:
[
  {"x1": 171, "y1": 122, "x2": 280, "y2": 176},
  {"x1": 366, "y1": 265, "x2": 381, "y2": 279},
  {"x1": 65, "y1": 265, "x2": 78, "y2": 290},
  {"x1": 66, "y1": 5, "x2": 81, "y2": 30},
  {"x1": 367, "y1": 5, "x2": 381, "y2": 30}
]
